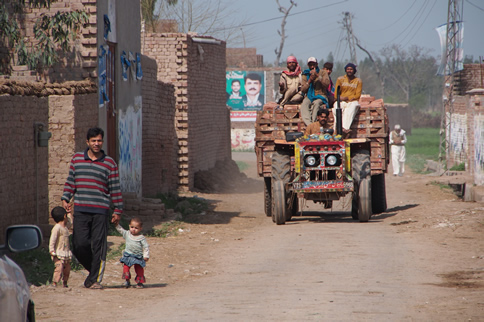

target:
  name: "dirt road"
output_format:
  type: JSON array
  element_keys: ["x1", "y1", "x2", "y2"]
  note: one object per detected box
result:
[{"x1": 32, "y1": 152, "x2": 484, "y2": 321}]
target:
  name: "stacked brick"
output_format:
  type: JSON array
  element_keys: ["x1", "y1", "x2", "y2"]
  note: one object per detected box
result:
[
  {"x1": 142, "y1": 33, "x2": 231, "y2": 191},
  {"x1": 354, "y1": 95, "x2": 390, "y2": 174},
  {"x1": 122, "y1": 193, "x2": 165, "y2": 227},
  {"x1": 255, "y1": 96, "x2": 390, "y2": 179}
]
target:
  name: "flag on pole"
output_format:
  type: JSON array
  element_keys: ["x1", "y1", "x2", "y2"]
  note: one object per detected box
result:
[{"x1": 436, "y1": 21, "x2": 464, "y2": 76}]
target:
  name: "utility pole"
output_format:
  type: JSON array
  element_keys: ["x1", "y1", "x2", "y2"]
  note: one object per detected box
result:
[
  {"x1": 343, "y1": 12, "x2": 358, "y2": 64},
  {"x1": 439, "y1": 0, "x2": 464, "y2": 165}
]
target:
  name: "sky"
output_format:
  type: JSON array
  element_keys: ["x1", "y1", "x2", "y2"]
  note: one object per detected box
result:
[{"x1": 225, "y1": 0, "x2": 484, "y2": 65}]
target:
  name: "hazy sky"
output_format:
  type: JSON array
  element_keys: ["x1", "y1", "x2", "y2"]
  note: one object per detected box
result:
[{"x1": 227, "y1": 0, "x2": 484, "y2": 65}]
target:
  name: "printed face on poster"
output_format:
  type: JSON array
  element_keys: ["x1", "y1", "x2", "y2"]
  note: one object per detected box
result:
[{"x1": 226, "y1": 71, "x2": 266, "y2": 111}]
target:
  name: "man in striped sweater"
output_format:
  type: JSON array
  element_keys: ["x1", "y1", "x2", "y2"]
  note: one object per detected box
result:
[{"x1": 62, "y1": 127, "x2": 123, "y2": 289}]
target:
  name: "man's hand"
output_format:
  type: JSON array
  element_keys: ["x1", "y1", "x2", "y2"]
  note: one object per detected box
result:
[
  {"x1": 309, "y1": 69, "x2": 318, "y2": 81},
  {"x1": 144, "y1": 258, "x2": 149, "y2": 262},
  {"x1": 62, "y1": 200, "x2": 72, "y2": 213},
  {"x1": 111, "y1": 213, "x2": 121, "y2": 225}
]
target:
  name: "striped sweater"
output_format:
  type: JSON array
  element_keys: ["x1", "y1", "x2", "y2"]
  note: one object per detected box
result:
[{"x1": 62, "y1": 149, "x2": 123, "y2": 216}]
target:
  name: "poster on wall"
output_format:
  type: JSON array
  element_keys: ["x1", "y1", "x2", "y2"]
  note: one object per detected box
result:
[
  {"x1": 231, "y1": 128, "x2": 256, "y2": 152},
  {"x1": 226, "y1": 71, "x2": 266, "y2": 111}
]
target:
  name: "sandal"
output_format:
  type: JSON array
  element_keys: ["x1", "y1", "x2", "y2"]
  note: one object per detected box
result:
[{"x1": 89, "y1": 282, "x2": 103, "y2": 290}]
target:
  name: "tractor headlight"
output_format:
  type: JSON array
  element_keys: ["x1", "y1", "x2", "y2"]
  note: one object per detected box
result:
[
  {"x1": 305, "y1": 155, "x2": 317, "y2": 166},
  {"x1": 325, "y1": 154, "x2": 340, "y2": 166}
]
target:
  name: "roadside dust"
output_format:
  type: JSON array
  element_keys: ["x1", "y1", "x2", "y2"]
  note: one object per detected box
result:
[{"x1": 31, "y1": 152, "x2": 484, "y2": 320}]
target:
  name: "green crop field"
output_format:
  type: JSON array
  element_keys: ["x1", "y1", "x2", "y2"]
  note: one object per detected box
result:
[{"x1": 405, "y1": 128, "x2": 440, "y2": 173}]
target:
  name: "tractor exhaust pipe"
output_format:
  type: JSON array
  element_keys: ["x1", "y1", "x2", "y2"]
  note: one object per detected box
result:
[{"x1": 336, "y1": 85, "x2": 343, "y2": 136}]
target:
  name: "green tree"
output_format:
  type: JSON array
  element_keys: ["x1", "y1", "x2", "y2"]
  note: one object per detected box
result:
[{"x1": 0, "y1": 0, "x2": 88, "y2": 74}]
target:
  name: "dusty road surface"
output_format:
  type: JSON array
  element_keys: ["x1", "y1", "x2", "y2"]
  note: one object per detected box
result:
[{"x1": 32, "y1": 152, "x2": 484, "y2": 321}]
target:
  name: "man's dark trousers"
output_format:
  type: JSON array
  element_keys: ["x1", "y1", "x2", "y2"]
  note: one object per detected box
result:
[{"x1": 72, "y1": 211, "x2": 108, "y2": 287}]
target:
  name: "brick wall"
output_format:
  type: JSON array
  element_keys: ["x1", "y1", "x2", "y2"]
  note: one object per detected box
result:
[
  {"x1": 467, "y1": 92, "x2": 484, "y2": 185},
  {"x1": 456, "y1": 64, "x2": 484, "y2": 94},
  {"x1": 140, "y1": 55, "x2": 178, "y2": 195},
  {"x1": 186, "y1": 37, "x2": 231, "y2": 189},
  {"x1": 48, "y1": 93, "x2": 98, "y2": 221},
  {"x1": 0, "y1": 95, "x2": 49, "y2": 241},
  {"x1": 142, "y1": 33, "x2": 231, "y2": 191},
  {"x1": 385, "y1": 104, "x2": 412, "y2": 136},
  {"x1": 0, "y1": 80, "x2": 97, "y2": 239},
  {"x1": 447, "y1": 96, "x2": 468, "y2": 168},
  {"x1": 226, "y1": 48, "x2": 263, "y2": 68},
  {"x1": 0, "y1": 0, "x2": 97, "y2": 81}
]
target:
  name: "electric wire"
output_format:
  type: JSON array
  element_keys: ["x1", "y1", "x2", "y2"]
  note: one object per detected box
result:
[
  {"x1": 401, "y1": 0, "x2": 438, "y2": 48},
  {"x1": 362, "y1": 0, "x2": 431, "y2": 47},
  {"x1": 361, "y1": 0, "x2": 418, "y2": 32},
  {"x1": 466, "y1": 0, "x2": 484, "y2": 12},
  {"x1": 211, "y1": 0, "x2": 348, "y2": 32}
]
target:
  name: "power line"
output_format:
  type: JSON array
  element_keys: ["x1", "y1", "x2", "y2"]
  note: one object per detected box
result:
[
  {"x1": 365, "y1": 0, "x2": 432, "y2": 47},
  {"x1": 211, "y1": 0, "x2": 348, "y2": 32},
  {"x1": 401, "y1": 0, "x2": 438, "y2": 48},
  {"x1": 466, "y1": 0, "x2": 484, "y2": 11},
  {"x1": 361, "y1": 0, "x2": 418, "y2": 33}
]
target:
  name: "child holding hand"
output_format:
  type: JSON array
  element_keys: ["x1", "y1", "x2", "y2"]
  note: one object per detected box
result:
[
  {"x1": 49, "y1": 206, "x2": 73, "y2": 288},
  {"x1": 116, "y1": 217, "x2": 150, "y2": 288}
]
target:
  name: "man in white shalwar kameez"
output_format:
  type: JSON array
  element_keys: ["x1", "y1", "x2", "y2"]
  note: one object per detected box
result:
[{"x1": 389, "y1": 124, "x2": 407, "y2": 176}]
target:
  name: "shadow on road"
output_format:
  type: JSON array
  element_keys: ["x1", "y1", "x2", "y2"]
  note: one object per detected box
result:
[
  {"x1": 386, "y1": 204, "x2": 419, "y2": 212},
  {"x1": 105, "y1": 283, "x2": 167, "y2": 289}
]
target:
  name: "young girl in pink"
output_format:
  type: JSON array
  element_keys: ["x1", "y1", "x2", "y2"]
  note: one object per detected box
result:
[{"x1": 116, "y1": 217, "x2": 150, "y2": 288}]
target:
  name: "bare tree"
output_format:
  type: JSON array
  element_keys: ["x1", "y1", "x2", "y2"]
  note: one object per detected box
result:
[
  {"x1": 356, "y1": 41, "x2": 385, "y2": 98},
  {"x1": 274, "y1": 0, "x2": 297, "y2": 67},
  {"x1": 142, "y1": 0, "x2": 178, "y2": 32},
  {"x1": 380, "y1": 44, "x2": 437, "y2": 104},
  {"x1": 157, "y1": 0, "x2": 250, "y2": 45}
]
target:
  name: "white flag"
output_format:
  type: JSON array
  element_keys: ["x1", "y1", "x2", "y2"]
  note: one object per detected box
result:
[{"x1": 436, "y1": 21, "x2": 464, "y2": 76}]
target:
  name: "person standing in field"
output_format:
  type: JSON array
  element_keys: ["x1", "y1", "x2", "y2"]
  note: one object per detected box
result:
[
  {"x1": 389, "y1": 124, "x2": 407, "y2": 177},
  {"x1": 62, "y1": 127, "x2": 123, "y2": 289}
]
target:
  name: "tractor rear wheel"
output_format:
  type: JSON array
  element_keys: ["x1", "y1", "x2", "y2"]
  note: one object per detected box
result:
[
  {"x1": 271, "y1": 150, "x2": 292, "y2": 225},
  {"x1": 371, "y1": 173, "x2": 387, "y2": 214},
  {"x1": 272, "y1": 180, "x2": 287, "y2": 225},
  {"x1": 351, "y1": 151, "x2": 373, "y2": 222},
  {"x1": 264, "y1": 177, "x2": 272, "y2": 217}
]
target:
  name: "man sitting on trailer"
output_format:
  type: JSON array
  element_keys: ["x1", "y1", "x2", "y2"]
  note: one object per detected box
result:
[
  {"x1": 278, "y1": 55, "x2": 304, "y2": 107},
  {"x1": 300, "y1": 57, "x2": 330, "y2": 126},
  {"x1": 304, "y1": 108, "x2": 333, "y2": 136},
  {"x1": 333, "y1": 63, "x2": 362, "y2": 137}
]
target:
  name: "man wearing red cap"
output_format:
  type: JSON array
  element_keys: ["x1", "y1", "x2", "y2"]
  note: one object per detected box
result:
[
  {"x1": 333, "y1": 63, "x2": 362, "y2": 136},
  {"x1": 278, "y1": 55, "x2": 304, "y2": 107}
]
